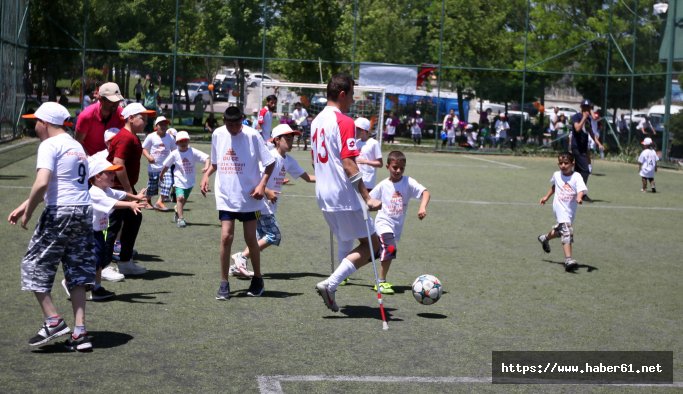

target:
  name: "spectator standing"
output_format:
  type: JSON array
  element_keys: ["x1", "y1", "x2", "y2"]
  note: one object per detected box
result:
[
  {"x1": 75, "y1": 82, "x2": 125, "y2": 156},
  {"x1": 257, "y1": 95, "x2": 278, "y2": 142},
  {"x1": 569, "y1": 99, "x2": 603, "y2": 202}
]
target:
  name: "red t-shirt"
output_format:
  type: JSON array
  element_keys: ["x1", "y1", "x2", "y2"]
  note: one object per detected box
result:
[
  {"x1": 107, "y1": 128, "x2": 143, "y2": 190},
  {"x1": 75, "y1": 101, "x2": 125, "y2": 155}
]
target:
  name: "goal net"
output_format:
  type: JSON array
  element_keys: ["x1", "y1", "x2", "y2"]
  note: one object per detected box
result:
[{"x1": 261, "y1": 81, "x2": 386, "y2": 143}]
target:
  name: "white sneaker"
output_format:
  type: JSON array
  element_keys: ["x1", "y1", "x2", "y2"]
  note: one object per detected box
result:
[
  {"x1": 101, "y1": 265, "x2": 125, "y2": 282},
  {"x1": 117, "y1": 260, "x2": 147, "y2": 275},
  {"x1": 315, "y1": 281, "x2": 339, "y2": 312},
  {"x1": 230, "y1": 252, "x2": 254, "y2": 278}
]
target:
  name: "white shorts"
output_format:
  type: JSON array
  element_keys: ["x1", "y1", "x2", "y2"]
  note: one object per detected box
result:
[{"x1": 322, "y1": 210, "x2": 375, "y2": 242}]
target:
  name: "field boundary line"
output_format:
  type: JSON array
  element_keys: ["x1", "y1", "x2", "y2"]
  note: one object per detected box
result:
[
  {"x1": 462, "y1": 155, "x2": 526, "y2": 169},
  {"x1": 257, "y1": 375, "x2": 683, "y2": 393}
]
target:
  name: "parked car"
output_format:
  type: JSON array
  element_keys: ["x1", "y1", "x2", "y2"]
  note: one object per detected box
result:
[
  {"x1": 544, "y1": 106, "x2": 578, "y2": 119},
  {"x1": 648, "y1": 104, "x2": 683, "y2": 133},
  {"x1": 175, "y1": 82, "x2": 211, "y2": 104},
  {"x1": 248, "y1": 73, "x2": 279, "y2": 88},
  {"x1": 622, "y1": 112, "x2": 647, "y2": 126},
  {"x1": 212, "y1": 78, "x2": 235, "y2": 102}
]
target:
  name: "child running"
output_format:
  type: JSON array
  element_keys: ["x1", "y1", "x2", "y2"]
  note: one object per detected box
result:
[
  {"x1": 142, "y1": 116, "x2": 177, "y2": 210},
  {"x1": 160, "y1": 131, "x2": 210, "y2": 228},
  {"x1": 9, "y1": 102, "x2": 96, "y2": 351},
  {"x1": 369, "y1": 151, "x2": 430, "y2": 294},
  {"x1": 537, "y1": 152, "x2": 587, "y2": 272},
  {"x1": 229, "y1": 123, "x2": 315, "y2": 277},
  {"x1": 638, "y1": 137, "x2": 659, "y2": 193}
]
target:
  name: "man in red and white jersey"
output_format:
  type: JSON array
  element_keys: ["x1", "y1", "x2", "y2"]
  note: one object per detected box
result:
[
  {"x1": 311, "y1": 73, "x2": 381, "y2": 313},
  {"x1": 256, "y1": 94, "x2": 277, "y2": 142}
]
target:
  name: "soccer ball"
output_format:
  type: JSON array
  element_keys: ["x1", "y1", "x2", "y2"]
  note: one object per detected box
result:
[{"x1": 411, "y1": 274, "x2": 443, "y2": 305}]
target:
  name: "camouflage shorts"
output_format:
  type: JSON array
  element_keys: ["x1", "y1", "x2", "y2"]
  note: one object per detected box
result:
[
  {"x1": 21, "y1": 205, "x2": 97, "y2": 292},
  {"x1": 552, "y1": 222, "x2": 574, "y2": 245}
]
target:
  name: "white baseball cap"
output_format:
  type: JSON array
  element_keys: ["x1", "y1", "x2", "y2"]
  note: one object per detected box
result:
[
  {"x1": 167, "y1": 128, "x2": 178, "y2": 139},
  {"x1": 269, "y1": 124, "x2": 301, "y2": 142},
  {"x1": 121, "y1": 102, "x2": 156, "y2": 119},
  {"x1": 98, "y1": 82, "x2": 125, "y2": 102},
  {"x1": 87, "y1": 156, "x2": 123, "y2": 179},
  {"x1": 354, "y1": 117, "x2": 371, "y2": 132},
  {"x1": 104, "y1": 127, "x2": 120, "y2": 143},
  {"x1": 154, "y1": 116, "x2": 169, "y2": 126},
  {"x1": 175, "y1": 131, "x2": 190, "y2": 142},
  {"x1": 415, "y1": 110, "x2": 421, "y2": 115},
  {"x1": 641, "y1": 137, "x2": 653, "y2": 146},
  {"x1": 22, "y1": 102, "x2": 72, "y2": 127}
]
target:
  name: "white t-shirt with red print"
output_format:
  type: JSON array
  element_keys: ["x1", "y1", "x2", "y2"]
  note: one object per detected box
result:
[
  {"x1": 162, "y1": 147, "x2": 209, "y2": 189},
  {"x1": 550, "y1": 170, "x2": 587, "y2": 224},
  {"x1": 89, "y1": 186, "x2": 127, "y2": 231},
  {"x1": 142, "y1": 132, "x2": 176, "y2": 172},
  {"x1": 260, "y1": 148, "x2": 306, "y2": 215},
  {"x1": 210, "y1": 125, "x2": 275, "y2": 212},
  {"x1": 310, "y1": 106, "x2": 360, "y2": 212},
  {"x1": 370, "y1": 176, "x2": 426, "y2": 241}
]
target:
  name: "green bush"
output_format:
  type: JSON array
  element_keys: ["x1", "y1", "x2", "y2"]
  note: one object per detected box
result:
[
  {"x1": 669, "y1": 111, "x2": 683, "y2": 146},
  {"x1": 70, "y1": 68, "x2": 106, "y2": 93}
]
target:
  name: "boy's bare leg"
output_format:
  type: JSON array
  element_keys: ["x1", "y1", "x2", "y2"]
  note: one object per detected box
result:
[
  {"x1": 348, "y1": 234, "x2": 380, "y2": 269},
  {"x1": 219, "y1": 220, "x2": 235, "y2": 281},
  {"x1": 176, "y1": 196, "x2": 186, "y2": 219},
  {"x1": 243, "y1": 220, "x2": 261, "y2": 277},
  {"x1": 379, "y1": 260, "x2": 391, "y2": 280},
  {"x1": 69, "y1": 286, "x2": 87, "y2": 327},
  {"x1": 35, "y1": 292, "x2": 59, "y2": 318},
  {"x1": 242, "y1": 238, "x2": 269, "y2": 259}
]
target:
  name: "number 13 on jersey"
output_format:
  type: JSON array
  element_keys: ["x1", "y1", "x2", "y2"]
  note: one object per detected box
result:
[{"x1": 311, "y1": 127, "x2": 329, "y2": 164}]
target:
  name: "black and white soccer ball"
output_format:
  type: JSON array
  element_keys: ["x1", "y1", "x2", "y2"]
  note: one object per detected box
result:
[{"x1": 411, "y1": 274, "x2": 443, "y2": 305}]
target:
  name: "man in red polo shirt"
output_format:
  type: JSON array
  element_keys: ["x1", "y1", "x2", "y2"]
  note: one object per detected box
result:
[{"x1": 75, "y1": 82, "x2": 125, "y2": 155}]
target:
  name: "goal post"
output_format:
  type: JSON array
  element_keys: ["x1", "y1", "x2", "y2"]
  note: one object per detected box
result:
[{"x1": 261, "y1": 81, "x2": 386, "y2": 144}]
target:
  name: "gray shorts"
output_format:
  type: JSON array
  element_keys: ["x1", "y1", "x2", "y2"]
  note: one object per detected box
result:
[
  {"x1": 21, "y1": 206, "x2": 97, "y2": 292},
  {"x1": 552, "y1": 222, "x2": 574, "y2": 245}
]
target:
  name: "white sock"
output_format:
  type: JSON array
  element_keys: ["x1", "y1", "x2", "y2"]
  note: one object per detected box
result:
[{"x1": 328, "y1": 259, "x2": 356, "y2": 291}]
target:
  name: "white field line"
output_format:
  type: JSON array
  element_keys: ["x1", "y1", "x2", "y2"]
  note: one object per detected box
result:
[
  {"x1": 257, "y1": 375, "x2": 683, "y2": 393},
  {"x1": 461, "y1": 154, "x2": 526, "y2": 169},
  {"x1": 1, "y1": 186, "x2": 681, "y2": 212}
]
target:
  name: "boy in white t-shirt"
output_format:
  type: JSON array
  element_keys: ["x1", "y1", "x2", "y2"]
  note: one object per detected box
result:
[
  {"x1": 142, "y1": 116, "x2": 177, "y2": 211},
  {"x1": 71, "y1": 157, "x2": 146, "y2": 300},
  {"x1": 369, "y1": 151, "x2": 430, "y2": 294},
  {"x1": 355, "y1": 117, "x2": 383, "y2": 190},
  {"x1": 200, "y1": 107, "x2": 275, "y2": 299},
  {"x1": 160, "y1": 131, "x2": 210, "y2": 228},
  {"x1": 638, "y1": 137, "x2": 659, "y2": 193},
  {"x1": 538, "y1": 152, "x2": 587, "y2": 272},
  {"x1": 10, "y1": 102, "x2": 96, "y2": 351},
  {"x1": 230, "y1": 124, "x2": 316, "y2": 277}
]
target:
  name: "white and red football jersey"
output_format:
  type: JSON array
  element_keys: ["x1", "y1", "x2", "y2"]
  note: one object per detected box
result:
[{"x1": 310, "y1": 106, "x2": 360, "y2": 212}]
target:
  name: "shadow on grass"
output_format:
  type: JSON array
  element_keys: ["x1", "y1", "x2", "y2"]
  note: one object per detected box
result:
[
  {"x1": 112, "y1": 290, "x2": 171, "y2": 304},
  {"x1": 544, "y1": 259, "x2": 598, "y2": 273},
  {"x1": 263, "y1": 272, "x2": 328, "y2": 280},
  {"x1": 31, "y1": 331, "x2": 134, "y2": 353},
  {"x1": 0, "y1": 174, "x2": 27, "y2": 180},
  {"x1": 133, "y1": 254, "x2": 164, "y2": 263},
  {"x1": 126, "y1": 270, "x2": 194, "y2": 281},
  {"x1": 231, "y1": 290, "x2": 304, "y2": 298},
  {"x1": 324, "y1": 305, "x2": 403, "y2": 323},
  {"x1": 336, "y1": 281, "x2": 412, "y2": 295},
  {"x1": 417, "y1": 312, "x2": 448, "y2": 319}
]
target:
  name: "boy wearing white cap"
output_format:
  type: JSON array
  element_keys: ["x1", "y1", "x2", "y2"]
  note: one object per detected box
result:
[
  {"x1": 10, "y1": 102, "x2": 96, "y2": 351},
  {"x1": 105, "y1": 103, "x2": 155, "y2": 276},
  {"x1": 230, "y1": 124, "x2": 316, "y2": 277},
  {"x1": 160, "y1": 131, "x2": 210, "y2": 228},
  {"x1": 355, "y1": 117, "x2": 383, "y2": 191},
  {"x1": 142, "y1": 116, "x2": 177, "y2": 211},
  {"x1": 638, "y1": 137, "x2": 659, "y2": 193},
  {"x1": 69, "y1": 157, "x2": 147, "y2": 300}
]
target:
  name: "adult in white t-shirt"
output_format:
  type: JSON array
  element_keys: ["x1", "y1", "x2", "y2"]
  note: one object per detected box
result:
[
  {"x1": 311, "y1": 73, "x2": 382, "y2": 313},
  {"x1": 354, "y1": 117, "x2": 383, "y2": 190},
  {"x1": 200, "y1": 106, "x2": 275, "y2": 299}
]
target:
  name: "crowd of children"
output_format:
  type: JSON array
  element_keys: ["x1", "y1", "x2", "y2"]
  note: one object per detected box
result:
[{"x1": 10, "y1": 77, "x2": 664, "y2": 353}]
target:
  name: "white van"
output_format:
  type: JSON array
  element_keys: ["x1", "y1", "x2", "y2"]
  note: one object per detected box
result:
[{"x1": 647, "y1": 104, "x2": 683, "y2": 133}]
